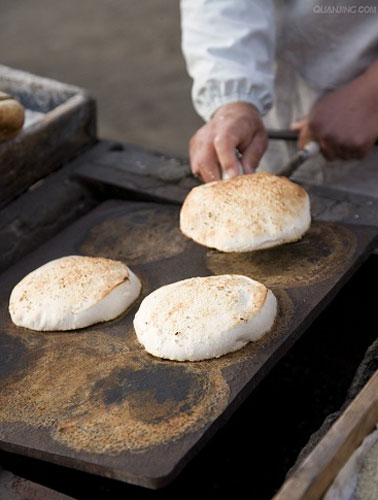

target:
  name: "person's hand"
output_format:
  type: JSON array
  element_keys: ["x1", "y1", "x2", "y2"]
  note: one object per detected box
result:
[
  {"x1": 189, "y1": 102, "x2": 268, "y2": 182},
  {"x1": 291, "y1": 62, "x2": 378, "y2": 161}
]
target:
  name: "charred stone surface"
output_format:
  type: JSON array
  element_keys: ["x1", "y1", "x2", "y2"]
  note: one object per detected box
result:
[{"x1": 0, "y1": 198, "x2": 376, "y2": 490}]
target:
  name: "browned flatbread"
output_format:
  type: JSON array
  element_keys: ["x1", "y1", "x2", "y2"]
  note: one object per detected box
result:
[
  {"x1": 9, "y1": 255, "x2": 141, "y2": 331},
  {"x1": 180, "y1": 172, "x2": 311, "y2": 252}
]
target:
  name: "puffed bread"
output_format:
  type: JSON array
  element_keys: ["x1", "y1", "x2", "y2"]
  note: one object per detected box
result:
[
  {"x1": 9, "y1": 255, "x2": 141, "y2": 331},
  {"x1": 180, "y1": 172, "x2": 311, "y2": 252},
  {"x1": 134, "y1": 274, "x2": 277, "y2": 361}
]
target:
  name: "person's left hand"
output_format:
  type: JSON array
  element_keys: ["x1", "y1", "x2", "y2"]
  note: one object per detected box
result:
[{"x1": 291, "y1": 62, "x2": 378, "y2": 161}]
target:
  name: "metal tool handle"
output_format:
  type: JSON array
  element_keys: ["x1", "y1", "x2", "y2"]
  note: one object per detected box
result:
[
  {"x1": 267, "y1": 129, "x2": 299, "y2": 141},
  {"x1": 221, "y1": 140, "x2": 319, "y2": 180},
  {"x1": 279, "y1": 140, "x2": 321, "y2": 178},
  {"x1": 268, "y1": 128, "x2": 378, "y2": 145}
]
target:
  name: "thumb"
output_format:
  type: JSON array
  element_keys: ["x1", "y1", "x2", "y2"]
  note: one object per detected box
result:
[
  {"x1": 290, "y1": 116, "x2": 314, "y2": 149},
  {"x1": 290, "y1": 116, "x2": 308, "y2": 131},
  {"x1": 297, "y1": 122, "x2": 314, "y2": 149}
]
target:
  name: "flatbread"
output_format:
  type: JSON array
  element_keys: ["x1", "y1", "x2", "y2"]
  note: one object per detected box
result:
[
  {"x1": 180, "y1": 172, "x2": 311, "y2": 252},
  {"x1": 9, "y1": 255, "x2": 141, "y2": 331},
  {"x1": 134, "y1": 274, "x2": 277, "y2": 361}
]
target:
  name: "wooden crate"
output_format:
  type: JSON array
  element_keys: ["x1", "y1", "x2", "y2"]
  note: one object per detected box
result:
[
  {"x1": 273, "y1": 370, "x2": 378, "y2": 500},
  {"x1": 0, "y1": 65, "x2": 96, "y2": 208}
]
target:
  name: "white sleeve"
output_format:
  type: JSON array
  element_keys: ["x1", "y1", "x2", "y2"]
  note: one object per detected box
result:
[{"x1": 180, "y1": 0, "x2": 275, "y2": 121}]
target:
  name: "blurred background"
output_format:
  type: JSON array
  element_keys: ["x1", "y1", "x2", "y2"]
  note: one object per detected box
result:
[{"x1": 0, "y1": 0, "x2": 203, "y2": 156}]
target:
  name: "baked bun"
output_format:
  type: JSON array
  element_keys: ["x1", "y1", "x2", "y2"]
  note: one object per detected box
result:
[
  {"x1": 9, "y1": 256, "x2": 141, "y2": 331},
  {"x1": 0, "y1": 91, "x2": 25, "y2": 141},
  {"x1": 180, "y1": 172, "x2": 311, "y2": 252},
  {"x1": 134, "y1": 274, "x2": 277, "y2": 361}
]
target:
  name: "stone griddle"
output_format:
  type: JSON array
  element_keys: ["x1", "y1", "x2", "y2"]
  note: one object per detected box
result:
[{"x1": 0, "y1": 200, "x2": 376, "y2": 489}]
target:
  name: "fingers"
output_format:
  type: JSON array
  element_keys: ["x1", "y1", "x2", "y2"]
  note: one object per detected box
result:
[
  {"x1": 290, "y1": 116, "x2": 314, "y2": 149},
  {"x1": 298, "y1": 124, "x2": 313, "y2": 150},
  {"x1": 316, "y1": 131, "x2": 373, "y2": 161},
  {"x1": 189, "y1": 102, "x2": 268, "y2": 182},
  {"x1": 213, "y1": 132, "x2": 242, "y2": 178},
  {"x1": 240, "y1": 130, "x2": 268, "y2": 173},
  {"x1": 290, "y1": 117, "x2": 308, "y2": 131},
  {"x1": 317, "y1": 137, "x2": 337, "y2": 161},
  {"x1": 304, "y1": 80, "x2": 378, "y2": 162},
  {"x1": 291, "y1": 115, "x2": 354, "y2": 160},
  {"x1": 292, "y1": 111, "x2": 374, "y2": 162},
  {"x1": 190, "y1": 131, "x2": 221, "y2": 183},
  {"x1": 309, "y1": 126, "x2": 368, "y2": 161}
]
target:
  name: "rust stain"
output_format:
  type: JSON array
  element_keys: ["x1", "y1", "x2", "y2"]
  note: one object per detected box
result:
[
  {"x1": 0, "y1": 204, "x2": 315, "y2": 459},
  {"x1": 0, "y1": 330, "x2": 45, "y2": 384},
  {"x1": 206, "y1": 221, "x2": 357, "y2": 288},
  {"x1": 0, "y1": 326, "x2": 229, "y2": 455},
  {"x1": 79, "y1": 208, "x2": 192, "y2": 265},
  {"x1": 53, "y1": 358, "x2": 229, "y2": 454},
  {"x1": 0, "y1": 290, "x2": 292, "y2": 456}
]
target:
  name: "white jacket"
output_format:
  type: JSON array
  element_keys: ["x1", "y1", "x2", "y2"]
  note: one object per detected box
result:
[{"x1": 181, "y1": 0, "x2": 378, "y2": 122}]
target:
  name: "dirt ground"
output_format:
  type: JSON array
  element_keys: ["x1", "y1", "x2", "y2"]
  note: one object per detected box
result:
[{"x1": 0, "y1": 0, "x2": 203, "y2": 156}]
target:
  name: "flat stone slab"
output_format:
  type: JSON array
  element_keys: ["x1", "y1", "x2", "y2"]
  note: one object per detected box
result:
[{"x1": 0, "y1": 199, "x2": 376, "y2": 488}]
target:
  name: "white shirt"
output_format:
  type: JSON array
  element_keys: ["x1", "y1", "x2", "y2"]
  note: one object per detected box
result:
[
  {"x1": 181, "y1": 0, "x2": 378, "y2": 122},
  {"x1": 180, "y1": 0, "x2": 378, "y2": 179}
]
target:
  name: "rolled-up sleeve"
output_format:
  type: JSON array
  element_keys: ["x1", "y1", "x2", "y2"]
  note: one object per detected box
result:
[{"x1": 180, "y1": 0, "x2": 275, "y2": 121}]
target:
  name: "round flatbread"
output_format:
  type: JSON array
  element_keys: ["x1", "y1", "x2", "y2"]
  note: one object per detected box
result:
[
  {"x1": 9, "y1": 255, "x2": 141, "y2": 331},
  {"x1": 180, "y1": 172, "x2": 311, "y2": 252},
  {"x1": 134, "y1": 274, "x2": 277, "y2": 361}
]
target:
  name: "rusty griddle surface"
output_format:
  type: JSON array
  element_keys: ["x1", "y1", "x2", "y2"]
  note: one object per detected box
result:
[{"x1": 0, "y1": 200, "x2": 377, "y2": 489}]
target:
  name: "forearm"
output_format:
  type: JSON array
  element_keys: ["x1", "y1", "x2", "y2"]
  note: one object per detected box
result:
[
  {"x1": 180, "y1": 0, "x2": 276, "y2": 121},
  {"x1": 295, "y1": 59, "x2": 378, "y2": 159}
]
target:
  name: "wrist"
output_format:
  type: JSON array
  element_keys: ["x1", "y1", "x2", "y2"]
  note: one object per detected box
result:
[{"x1": 213, "y1": 101, "x2": 260, "y2": 119}]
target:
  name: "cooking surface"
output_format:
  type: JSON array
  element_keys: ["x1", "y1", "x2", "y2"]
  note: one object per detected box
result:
[{"x1": 0, "y1": 200, "x2": 376, "y2": 488}]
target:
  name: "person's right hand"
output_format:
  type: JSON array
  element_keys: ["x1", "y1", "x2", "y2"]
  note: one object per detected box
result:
[{"x1": 189, "y1": 102, "x2": 268, "y2": 182}]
